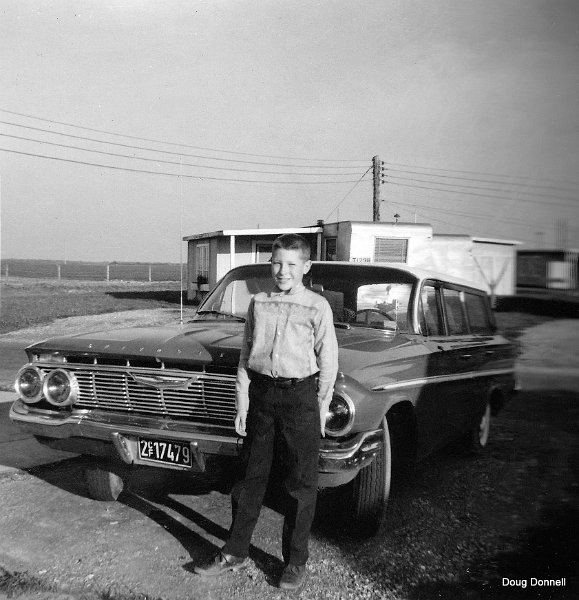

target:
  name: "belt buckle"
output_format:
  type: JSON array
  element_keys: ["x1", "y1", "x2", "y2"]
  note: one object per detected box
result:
[{"x1": 273, "y1": 376, "x2": 292, "y2": 388}]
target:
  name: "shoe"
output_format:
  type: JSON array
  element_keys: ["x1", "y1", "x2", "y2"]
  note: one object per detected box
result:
[
  {"x1": 194, "y1": 552, "x2": 247, "y2": 577},
  {"x1": 279, "y1": 564, "x2": 306, "y2": 590}
]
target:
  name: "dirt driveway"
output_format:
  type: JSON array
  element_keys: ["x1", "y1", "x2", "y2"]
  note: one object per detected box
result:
[{"x1": 1, "y1": 319, "x2": 578, "y2": 600}]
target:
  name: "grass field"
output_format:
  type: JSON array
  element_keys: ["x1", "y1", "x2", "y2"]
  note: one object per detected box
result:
[
  {"x1": 1, "y1": 258, "x2": 181, "y2": 281},
  {"x1": 0, "y1": 277, "x2": 192, "y2": 334}
]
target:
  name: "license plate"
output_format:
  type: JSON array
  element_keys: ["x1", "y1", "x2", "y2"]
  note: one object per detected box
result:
[{"x1": 138, "y1": 437, "x2": 192, "y2": 468}]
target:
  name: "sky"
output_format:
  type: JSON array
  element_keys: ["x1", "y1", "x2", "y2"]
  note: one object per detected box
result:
[{"x1": 1, "y1": 0, "x2": 578, "y2": 262}]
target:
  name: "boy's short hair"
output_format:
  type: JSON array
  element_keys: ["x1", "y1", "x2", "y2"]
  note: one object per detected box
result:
[{"x1": 272, "y1": 234, "x2": 311, "y2": 260}]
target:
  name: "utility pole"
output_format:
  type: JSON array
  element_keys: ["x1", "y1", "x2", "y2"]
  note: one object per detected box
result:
[{"x1": 372, "y1": 155, "x2": 382, "y2": 222}]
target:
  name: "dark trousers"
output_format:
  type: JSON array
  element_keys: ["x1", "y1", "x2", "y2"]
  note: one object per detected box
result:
[{"x1": 222, "y1": 375, "x2": 320, "y2": 566}]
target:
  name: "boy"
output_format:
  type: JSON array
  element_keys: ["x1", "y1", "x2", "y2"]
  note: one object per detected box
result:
[{"x1": 195, "y1": 233, "x2": 339, "y2": 590}]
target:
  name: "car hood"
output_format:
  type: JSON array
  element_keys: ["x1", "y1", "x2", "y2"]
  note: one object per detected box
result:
[
  {"x1": 27, "y1": 321, "x2": 246, "y2": 368},
  {"x1": 27, "y1": 321, "x2": 419, "y2": 382}
]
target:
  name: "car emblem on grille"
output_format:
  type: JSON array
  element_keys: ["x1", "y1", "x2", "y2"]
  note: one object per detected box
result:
[{"x1": 129, "y1": 373, "x2": 199, "y2": 390}]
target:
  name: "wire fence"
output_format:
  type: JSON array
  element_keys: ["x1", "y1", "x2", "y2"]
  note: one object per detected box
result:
[{"x1": 1, "y1": 259, "x2": 182, "y2": 282}]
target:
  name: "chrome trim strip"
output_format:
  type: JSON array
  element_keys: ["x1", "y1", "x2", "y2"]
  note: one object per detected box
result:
[
  {"x1": 10, "y1": 400, "x2": 238, "y2": 455},
  {"x1": 319, "y1": 429, "x2": 382, "y2": 461},
  {"x1": 371, "y1": 368, "x2": 515, "y2": 391},
  {"x1": 12, "y1": 396, "x2": 382, "y2": 469},
  {"x1": 319, "y1": 429, "x2": 383, "y2": 472},
  {"x1": 31, "y1": 361, "x2": 232, "y2": 377}
]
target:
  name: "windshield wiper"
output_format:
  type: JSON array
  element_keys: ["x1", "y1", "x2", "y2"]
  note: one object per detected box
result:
[{"x1": 196, "y1": 310, "x2": 245, "y2": 322}]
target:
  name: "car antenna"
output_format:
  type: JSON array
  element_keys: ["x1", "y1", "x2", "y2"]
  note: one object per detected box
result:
[{"x1": 179, "y1": 156, "x2": 184, "y2": 325}]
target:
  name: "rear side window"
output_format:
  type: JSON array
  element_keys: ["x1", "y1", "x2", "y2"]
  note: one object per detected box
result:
[
  {"x1": 419, "y1": 285, "x2": 443, "y2": 336},
  {"x1": 442, "y1": 288, "x2": 468, "y2": 335},
  {"x1": 465, "y1": 293, "x2": 494, "y2": 334}
]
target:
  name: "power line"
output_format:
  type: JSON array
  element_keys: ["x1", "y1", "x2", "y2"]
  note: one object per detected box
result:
[
  {"x1": 3, "y1": 108, "x2": 576, "y2": 192},
  {"x1": 387, "y1": 173, "x2": 577, "y2": 207},
  {"x1": 387, "y1": 198, "x2": 555, "y2": 229},
  {"x1": 324, "y1": 165, "x2": 373, "y2": 221},
  {"x1": 396, "y1": 204, "x2": 527, "y2": 240},
  {"x1": 386, "y1": 179, "x2": 578, "y2": 210},
  {"x1": 0, "y1": 147, "x2": 369, "y2": 184},
  {"x1": 0, "y1": 108, "x2": 368, "y2": 165},
  {"x1": 384, "y1": 165, "x2": 577, "y2": 198},
  {"x1": 0, "y1": 120, "x2": 367, "y2": 170},
  {"x1": 383, "y1": 160, "x2": 579, "y2": 193},
  {"x1": 0, "y1": 133, "x2": 367, "y2": 178}
]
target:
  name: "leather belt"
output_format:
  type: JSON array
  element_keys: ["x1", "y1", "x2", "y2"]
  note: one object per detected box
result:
[{"x1": 249, "y1": 370, "x2": 317, "y2": 389}]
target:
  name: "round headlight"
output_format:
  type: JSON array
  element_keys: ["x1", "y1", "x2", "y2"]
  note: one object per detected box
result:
[
  {"x1": 42, "y1": 369, "x2": 79, "y2": 407},
  {"x1": 15, "y1": 366, "x2": 44, "y2": 404},
  {"x1": 324, "y1": 394, "x2": 355, "y2": 437}
]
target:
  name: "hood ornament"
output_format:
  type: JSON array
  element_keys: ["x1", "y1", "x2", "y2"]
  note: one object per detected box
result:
[{"x1": 129, "y1": 373, "x2": 199, "y2": 390}]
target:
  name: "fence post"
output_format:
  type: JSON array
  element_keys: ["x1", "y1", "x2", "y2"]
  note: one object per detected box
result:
[
  {"x1": 4, "y1": 264, "x2": 8, "y2": 278},
  {"x1": 148, "y1": 265, "x2": 152, "y2": 282},
  {"x1": 106, "y1": 264, "x2": 110, "y2": 281},
  {"x1": 57, "y1": 264, "x2": 61, "y2": 280}
]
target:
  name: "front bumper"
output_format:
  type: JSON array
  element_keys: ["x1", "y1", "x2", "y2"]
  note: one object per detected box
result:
[{"x1": 10, "y1": 399, "x2": 382, "y2": 483}]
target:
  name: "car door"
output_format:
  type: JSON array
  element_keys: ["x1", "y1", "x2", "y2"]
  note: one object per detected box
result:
[
  {"x1": 438, "y1": 285, "x2": 488, "y2": 438},
  {"x1": 413, "y1": 281, "x2": 462, "y2": 457},
  {"x1": 462, "y1": 290, "x2": 504, "y2": 426}
]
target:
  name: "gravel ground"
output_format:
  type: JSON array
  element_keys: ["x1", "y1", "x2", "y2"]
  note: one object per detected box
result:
[
  {"x1": 1, "y1": 389, "x2": 577, "y2": 600},
  {"x1": 1, "y1": 318, "x2": 578, "y2": 600}
]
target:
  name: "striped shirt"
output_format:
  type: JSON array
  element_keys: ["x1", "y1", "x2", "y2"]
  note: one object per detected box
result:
[{"x1": 236, "y1": 284, "x2": 339, "y2": 415}]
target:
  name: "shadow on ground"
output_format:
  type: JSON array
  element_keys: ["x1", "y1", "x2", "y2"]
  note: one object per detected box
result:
[
  {"x1": 17, "y1": 389, "x2": 579, "y2": 599},
  {"x1": 25, "y1": 455, "x2": 284, "y2": 586}
]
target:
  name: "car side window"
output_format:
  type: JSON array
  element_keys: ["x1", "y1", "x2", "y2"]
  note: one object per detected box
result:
[
  {"x1": 442, "y1": 288, "x2": 468, "y2": 335},
  {"x1": 465, "y1": 292, "x2": 494, "y2": 335},
  {"x1": 419, "y1": 284, "x2": 443, "y2": 336}
]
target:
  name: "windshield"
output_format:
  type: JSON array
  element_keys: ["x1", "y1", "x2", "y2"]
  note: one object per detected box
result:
[{"x1": 195, "y1": 264, "x2": 417, "y2": 332}]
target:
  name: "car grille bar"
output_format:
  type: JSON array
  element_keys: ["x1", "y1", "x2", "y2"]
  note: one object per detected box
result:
[{"x1": 68, "y1": 366, "x2": 237, "y2": 424}]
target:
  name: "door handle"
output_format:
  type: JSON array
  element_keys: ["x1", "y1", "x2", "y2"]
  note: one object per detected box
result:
[
  {"x1": 459, "y1": 354, "x2": 472, "y2": 360},
  {"x1": 485, "y1": 350, "x2": 494, "y2": 356}
]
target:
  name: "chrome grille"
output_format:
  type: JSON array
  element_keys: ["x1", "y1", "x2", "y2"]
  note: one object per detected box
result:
[{"x1": 70, "y1": 366, "x2": 236, "y2": 423}]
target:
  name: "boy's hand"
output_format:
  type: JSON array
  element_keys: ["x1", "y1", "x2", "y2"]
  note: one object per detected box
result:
[
  {"x1": 320, "y1": 408, "x2": 326, "y2": 437},
  {"x1": 235, "y1": 410, "x2": 247, "y2": 437}
]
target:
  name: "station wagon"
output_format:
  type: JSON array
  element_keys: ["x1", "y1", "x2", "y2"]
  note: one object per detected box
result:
[{"x1": 10, "y1": 262, "x2": 516, "y2": 534}]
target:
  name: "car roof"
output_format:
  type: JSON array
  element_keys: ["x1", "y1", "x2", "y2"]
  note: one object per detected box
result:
[
  {"x1": 236, "y1": 261, "x2": 487, "y2": 293},
  {"x1": 312, "y1": 261, "x2": 486, "y2": 292}
]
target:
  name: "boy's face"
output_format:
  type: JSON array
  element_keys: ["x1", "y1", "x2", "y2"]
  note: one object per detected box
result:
[{"x1": 271, "y1": 247, "x2": 311, "y2": 293}]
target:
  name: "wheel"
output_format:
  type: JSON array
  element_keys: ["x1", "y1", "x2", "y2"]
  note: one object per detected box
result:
[
  {"x1": 464, "y1": 401, "x2": 491, "y2": 454},
  {"x1": 348, "y1": 417, "x2": 391, "y2": 537},
  {"x1": 85, "y1": 460, "x2": 125, "y2": 501}
]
